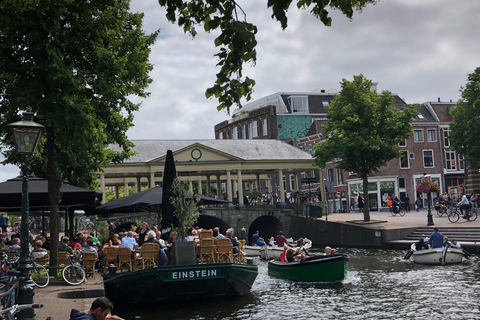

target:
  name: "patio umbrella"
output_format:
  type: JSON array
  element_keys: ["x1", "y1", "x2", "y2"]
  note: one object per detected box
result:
[
  {"x1": 160, "y1": 149, "x2": 178, "y2": 236},
  {"x1": 94, "y1": 186, "x2": 163, "y2": 215},
  {"x1": 0, "y1": 176, "x2": 102, "y2": 211}
]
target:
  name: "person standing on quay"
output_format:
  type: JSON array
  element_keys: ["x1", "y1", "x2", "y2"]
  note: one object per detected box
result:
[
  {"x1": 404, "y1": 194, "x2": 411, "y2": 212},
  {"x1": 0, "y1": 213, "x2": 8, "y2": 234}
]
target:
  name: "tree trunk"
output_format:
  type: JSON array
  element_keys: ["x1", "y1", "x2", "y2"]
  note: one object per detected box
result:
[
  {"x1": 46, "y1": 126, "x2": 61, "y2": 272},
  {"x1": 362, "y1": 174, "x2": 370, "y2": 222}
]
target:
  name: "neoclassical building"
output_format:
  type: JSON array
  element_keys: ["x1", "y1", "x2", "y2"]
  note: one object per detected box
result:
[{"x1": 97, "y1": 139, "x2": 315, "y2": 204}]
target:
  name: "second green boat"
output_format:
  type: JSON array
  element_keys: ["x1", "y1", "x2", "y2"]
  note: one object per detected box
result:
[{"x1": 268, "y1": 254, "x2": 348, "y2": 282}]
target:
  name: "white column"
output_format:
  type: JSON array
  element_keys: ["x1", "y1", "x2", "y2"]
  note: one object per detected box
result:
[
  {"x1": 294, "y1": 173, "x2": 299, "y2": 192},
  {"x1": 197, "y1": 176, "x2": 202, "y2": 195},
  {"x1": 206, "y1": 175, "x2": 211, "y2": 196},
  {"x1": 189, "y1": 180, "x2": 194, "y2": 194},
  {"x1": 256, "y1": 173, "x2": 261, "y2": 193},
  {"x1": 150, "y1": 171, "x2": 155, "y2": 188},
  {"x1": 237, "y1": 170, "x2": 244, "y2": 205},
  {"x1": 124, "y1": 180, "x2": 129, "y2": 197},
  {"x1": 216, "y1": 174, "x2": 222, "y2": 198},
  {"x1": 279, "y1": 169, "x2": 285, "y2": 203},
  {"x1": 226, "y1": 170, "x2": 233, "y2": 202}
]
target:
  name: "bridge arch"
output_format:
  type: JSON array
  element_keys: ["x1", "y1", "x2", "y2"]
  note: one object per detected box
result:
[
  {"x1": 247, "y1": 215, "x2": 283, "y2": 245},
  {"x1": 196, "y1": 215, "x2": 231, "y2": 235}
]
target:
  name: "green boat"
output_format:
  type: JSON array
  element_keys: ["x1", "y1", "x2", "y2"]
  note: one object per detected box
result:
[
  {"x1": 102, "y1": 262, "x2": 258, "y2": 304},
  {"x1": 268, "y1": 254, "x2": 348, "y2": 282}
]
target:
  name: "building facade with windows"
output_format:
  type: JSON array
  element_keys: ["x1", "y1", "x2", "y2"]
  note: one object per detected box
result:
[{"x1": 297, "y1": 100, "x2": 463, "y2": 213}]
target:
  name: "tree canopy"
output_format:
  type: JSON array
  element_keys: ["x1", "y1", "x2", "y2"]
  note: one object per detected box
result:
[
  {"x1": 157, "y1": 0, "x2": 377, "y2": 112},
  {"x1": 313, "y1": 74, "x2": 416, "y2": 221},
  {"x1": 0, "y1": 0, "x2": 157, "y2": 266},
  {"x1": 449, "y1": 67, "x2": 480, "y2": 169}
]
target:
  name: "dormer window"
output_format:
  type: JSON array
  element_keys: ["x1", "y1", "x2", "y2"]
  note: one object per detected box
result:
[{"x1": 288, "y1": 96, "x2": 308, "y2": 113}]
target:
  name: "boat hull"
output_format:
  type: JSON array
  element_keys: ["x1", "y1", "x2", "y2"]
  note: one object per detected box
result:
[
  {"x1": 412, "y1": 247, "x2": 464, "y2": 265},
  {"x1": 102, "y1": 263, "x2": 258, "y2": 304},
  {"x1": 268, "y1": 254, "x2": 347, "y2": 282},
  {"x1": 259, "y1": 239, "x2": 312, "y2": 260},
  {"x1": 244, "y1": 245, "x2": 262, "y2": 257}
]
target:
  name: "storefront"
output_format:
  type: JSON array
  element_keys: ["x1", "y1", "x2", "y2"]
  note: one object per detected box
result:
[{"x1": 348, "y1": 177, "x2": 397, "y2": 211}]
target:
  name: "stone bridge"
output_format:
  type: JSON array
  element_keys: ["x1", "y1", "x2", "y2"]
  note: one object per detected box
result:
[{"x1": 111, "y1": 205, "x2": 300, "y2": 246}]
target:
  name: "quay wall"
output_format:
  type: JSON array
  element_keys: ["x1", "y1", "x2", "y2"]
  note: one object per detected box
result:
[{"x1": 289, "y1": 215, "x2": 415, "y2": 249}]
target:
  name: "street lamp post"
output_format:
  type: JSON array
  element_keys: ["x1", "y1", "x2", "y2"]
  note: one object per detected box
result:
[
  {"x1": 9, "y1": 108, "x2": 44, "y2": 320},
  {"x1": 422, "y1": 173, "x2": 434, "y2": 226}
]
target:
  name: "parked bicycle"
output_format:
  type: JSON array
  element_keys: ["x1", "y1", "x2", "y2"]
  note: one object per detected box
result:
[
  {"x1": 61, "y1": 254, "x2": 86, "y2": 286},
  {"x1": 435, "y1": 200, "x2": 448, "y2": 217}
]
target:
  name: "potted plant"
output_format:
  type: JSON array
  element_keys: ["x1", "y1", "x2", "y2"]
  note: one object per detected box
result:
[{"x1": 170, "y1": 179, "x2": 200, "y2": 265}]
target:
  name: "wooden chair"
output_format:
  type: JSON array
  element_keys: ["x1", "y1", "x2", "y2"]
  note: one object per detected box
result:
[
  {"x1": 199, "y1": 229, "x2": 213, "y2": 239},
  {"x1": 216, "y1": 238, "x2": 233, "y2": 263},
  {"x1": 153, "y1": 243, "x2": 160, "y2": 262},
  {"x1": 33, "y1": 250, "x2": 50, "y2": 266},
  {"x1": 103, "y1": 246, "x2": 118, "y2": 272},
  {"x1": 233, "y1": 240, "x2": 245, "y2": 264},
  {"x1": 82, "y1": 252, "x2": 97, "y2": 279},
  {"x1": 198, "y1": 238, "x2": 216, "y2": 264},
  {"x1": 140, "y1": 243, "x2": 157, "y2": 269},
  {"x1": 58, "y1": 252, "x2": 70, "y2": 266},
  {"x1": 117, "y1": 247, "x2": 133, "y2": 272}
]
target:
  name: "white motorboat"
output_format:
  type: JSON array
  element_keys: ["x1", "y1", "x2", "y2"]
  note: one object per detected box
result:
[
  {"x1": 244, "y1": 245, "x2": 262, "y2": 257},
  {"x1": 259, "y1": 238, "x2": 312, "y2": 260},
  {"x1": 405, "y1": 245, "x2": 465, "y2": 265}
]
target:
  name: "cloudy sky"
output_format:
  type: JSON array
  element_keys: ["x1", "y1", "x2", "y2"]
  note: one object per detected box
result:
[{"x1": 1, "y1": 0, "x2": 479, "y2": 181}]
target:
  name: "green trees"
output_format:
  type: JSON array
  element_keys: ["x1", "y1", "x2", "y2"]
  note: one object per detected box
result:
[
  {"x1": 313, "y1": 75, "x2": 416, "y2": 221},
  {"x1": 158, "y1": 0, "x2": 377, "y2": 112},
  {"x1": 0, "y1": 0, "x2": 157, "y2": 267},
  {"x1": 449, "y1": 67, "x2": 480, "y2": 169},
  {"x1": 170, "y1": 179, "x2": 200, "y2": 241}
]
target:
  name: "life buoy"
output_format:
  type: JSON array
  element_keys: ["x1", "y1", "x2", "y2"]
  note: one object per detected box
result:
[{"x1": 404, "y1": 250, "x2": 413, "y2": 259}]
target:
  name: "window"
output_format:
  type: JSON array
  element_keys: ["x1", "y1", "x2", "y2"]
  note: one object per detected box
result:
[
  {"x1": 245, "y1": 182, "x2": 250, "y2": 190},
  {"x1": 399, "y1": 140, "x2": 406, "y2": 147},
  {"x1": 409, "y1": 153, "x2": 415, "y2": 159},
  {"x1": 322, "y1": 101, "x2": 329, "y2": 107},
  {"x1": 242, "y1": 125, "x2": 246, "y2": 139},
  {"x1": 219, "y1": 132, "x2": 224, "y2": 139},
  {"x1": 400, "y1": 151, "x2": 409, "y2": 169},
  {"x1": 445, "y1": 151, "x2": 456, "y2": 170},
  {"x1": 248, "y1": 121, "x2": 258, "y2": 139},
  {"x1": 288, "y1": 96, "x2": 308, "y2": 113},
  {"x1": 231, "y1": 127, "x2": 238, "y2": 140},
  {"x1": 289, "y1": 175, "x2": 295, "y2": 191},
  {"x1": 252, "y1": 181, "x2": 257, "y2": 190},
  {"x1": 459, "y1": 155, "x2": 465, "y2": 170},
  {"x1": 304, "y1": 144, "x2": 310, "y2": 153},
  {"x1": 414, "y1": 130, "x2": 424, "y2": 142},
  {"x1": 423, "y1": 150, "x2": 434, "y2": 168},
  {"x1": 399, "y1": 177, "x2": 406, "y2": 189},
  {"x1": 443, "y1": 129, "x2": 450, "y2": 147},
  {"x1": 262, "y1": 119, "x2": 268, "y2": 136},
  {"x1": 327, "y1": 168, "x2": 334, "y2": 182},
  {"x1": 336, "y1": 169, "x2": 344, "y2": 185},
  {"x1": 308, "y1": 144, "x2": 312, "y2": 154},
  {"x1": 264, "y1": 179, "x2": 268, "y2": 188},
  {"x1": 427, "y1": 129, "x2": 437, "y2": 142},
  {"x1": 282, "y1": 175, "x2": 286, "y2": 190}
]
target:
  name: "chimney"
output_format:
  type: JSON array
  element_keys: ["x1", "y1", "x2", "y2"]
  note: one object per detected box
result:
[
  {"x1": 321, "y1": 89, "x2": 325, "y2": 93},
  {"x1": 438, "y1": 97, "x2": 440, "y2": 102},
  {"x1": 370, "y1": 82, "x2": 378, "y2": 93},
  {"x1": 450, "y1": 99, "x2": 452, "y2": 102}
]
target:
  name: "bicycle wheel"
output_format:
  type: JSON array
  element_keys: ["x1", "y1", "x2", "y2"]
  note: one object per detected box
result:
[
  {"x1": 399, "y1": 207, "x2": 406, "y2": 217},
  {"x1": 436, "y1": 207, "x2": 445, "y2": 217},
  {"x1": 448, "y1": 212, "x2": 460, "y2": 223},
  {"x1": 389, "y1": 207, "x2": 396, "y2": 216},
  {"x1": 62, "y1": 265, "x2": 85, "y2": 286},
  {"x1": 469, "y1": 209, "x2": 478, "y2": 221},
  {"x1": 30, "y1": 263, "x2": 49, "y2": 288}
]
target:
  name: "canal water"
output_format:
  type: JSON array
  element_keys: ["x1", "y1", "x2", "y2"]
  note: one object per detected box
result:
[{"x1": 116, "y1": 249, "x2": 480, "y2": 320}]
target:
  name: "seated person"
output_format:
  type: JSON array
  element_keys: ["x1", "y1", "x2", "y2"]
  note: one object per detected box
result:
[
  {"x1": 268, "y1": 237, "x2": 275, "y2": 246},
  {"x1": 58, "y1": 236, "x2": 74, "y2": 255},
  {"x1": 76, "y1": 239, "x2": 98, "y2": 263},
  {"x1": 121, "y1": 231, "x2": 138, "y2": 253},
  {"x1": 285, "y1": 248, "x2": 295, "y2": 262},
  {"x1": 109, "y1": 233, "x2": 121, "y2": 247},
  {"x1": 324, "y1": 246, "x2": 333, "y2": 255},
  {"x1": 31, "y1": 240, "x2": 48, "y2": 260},
  {"x1": 186, "y1": 229, "x2": 199, "y2": 242},
  {"x1": 442, "y1": 236, "x2": 450, "y2": 247},
  {"x1": 144, "y1": 230, "x2": 161, "y2": 245},
  {"x1": 450, "y1": 239, "x2": 461, "y2": 248},
  {"x1": 7, "y1": 237, "x2": 21, "y2": 254},
  {"x1": 296, "y1": 238, "x2": 305, "y2": 247},
  {"x1": 280, "y1": 247, "x2": 289, "y2": 262},
  {"x1": 226, "y1": 228, "x2": 240, "y2": 254},
  {"x1": 414, "y1": 237, "x2": 429, "y2": 250},
  {"x1": 168, "y1": 231, "x2": 179, "y2": 244},
  {"x1": 255, "y1": 237, "x2": 266, "y2": 246}
]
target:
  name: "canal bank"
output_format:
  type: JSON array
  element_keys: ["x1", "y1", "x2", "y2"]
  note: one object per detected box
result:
[{"x1": 290, "y1": 208, "x2": 480, "y2": 251}]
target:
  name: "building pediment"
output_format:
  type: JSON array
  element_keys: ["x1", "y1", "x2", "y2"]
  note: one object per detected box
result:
[{"x1": 149, "y1": 142, "x2": 242, "y2": 163}]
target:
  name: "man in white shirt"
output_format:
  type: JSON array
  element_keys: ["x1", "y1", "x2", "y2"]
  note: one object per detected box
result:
[
  {"x1": 121, "y1": 231, "x2": 138, "y2": 252},
  {"x1": 458, "y1": 192, "x2": 471, "y2": 219}
]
